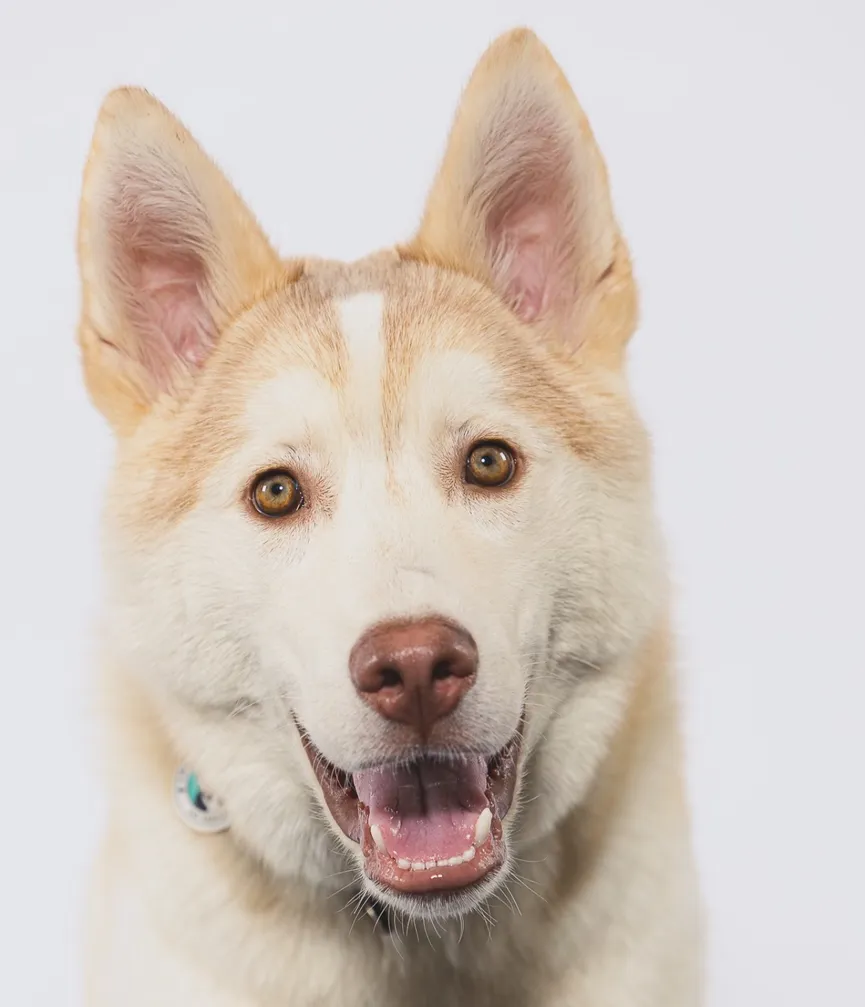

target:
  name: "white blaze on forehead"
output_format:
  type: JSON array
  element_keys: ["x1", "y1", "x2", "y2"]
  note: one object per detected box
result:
[{"x1": 336, "y1": 291, "x2": 385, "y2": 444}]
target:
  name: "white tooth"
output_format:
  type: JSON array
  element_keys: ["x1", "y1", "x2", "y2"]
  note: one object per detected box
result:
[
  {"x1": 411, "y1": 861, "x2": 426, "y2": 871},
  {"x1": 436, "y1": 859, "x2": 449, "y2": 868},
  {"x1": 447, "y1": 856, "x2": 463, "y2": 867},
  {"x1": 425, "y1": 860, "x2": 436, "y2": 870},
  {"x1": 397, "y1": 859, "x2": 411, "y2": 870},
  {"x1": 473, "y1": 807, "x2": 492, "y2": 847},
  {"x1": 462, "y1": 846, "x2": 476, "y2": 862},
  {"x1": 371, "y1": 824, "x2": 387, "y2": 853}
]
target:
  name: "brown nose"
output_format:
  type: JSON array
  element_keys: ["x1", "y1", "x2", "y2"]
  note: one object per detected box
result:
[{"x1": 349, "y1": 618, "x2": 478, "y2": 737}]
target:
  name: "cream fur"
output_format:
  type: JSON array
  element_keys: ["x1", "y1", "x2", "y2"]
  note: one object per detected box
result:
[{"x1": 78, "y1": 28, "x2": 702, "y2": 1007}]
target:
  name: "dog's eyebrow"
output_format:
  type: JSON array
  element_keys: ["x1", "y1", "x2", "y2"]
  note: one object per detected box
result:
[{"x1": 398, "y1": 565, "x2": 436, "y2": 579}]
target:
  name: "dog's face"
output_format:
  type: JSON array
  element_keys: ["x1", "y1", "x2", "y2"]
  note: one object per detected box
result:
[{"x1": 78, "y1": 31, "x2": 662, "y2": 922}]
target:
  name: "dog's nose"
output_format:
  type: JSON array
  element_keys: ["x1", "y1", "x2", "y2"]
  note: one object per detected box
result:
[{"x1": 349, "y1": 618, "x2": 478, "y2": 736}]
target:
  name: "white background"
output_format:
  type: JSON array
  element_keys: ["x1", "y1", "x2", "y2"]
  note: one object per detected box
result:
[{"x1": 1, "y1": 1, "x2": 863, "y2": 1004}]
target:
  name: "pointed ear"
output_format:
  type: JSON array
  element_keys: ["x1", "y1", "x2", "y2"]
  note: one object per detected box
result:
[
  {"x1": 405, "y1": 30, "x2": 636, "y2": 360},
  {"x1": 77, "y1": 88, "x2": 282, "y2": 433}
]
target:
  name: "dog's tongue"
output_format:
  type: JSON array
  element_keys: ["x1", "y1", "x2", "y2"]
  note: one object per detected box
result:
[{"x1": 353, "y1": 757, "x2": 489, "y2": 862}]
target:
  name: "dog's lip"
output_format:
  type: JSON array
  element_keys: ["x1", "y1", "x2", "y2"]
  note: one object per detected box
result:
[{"x1": 298, "y1": 723, "x2": 523, "y2": 896}]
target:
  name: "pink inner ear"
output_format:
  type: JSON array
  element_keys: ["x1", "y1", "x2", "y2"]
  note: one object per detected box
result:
[
  {"x1": 490, "y1": 206, "x2": 561, "y2": 323},
  {"x1": 126, "y1": 255, "x2": 216, "y2": 390},
  {"x1": 105, "y1": 158, "x2": 218, "y2": 390},
  {"x1": 479, "y1": 101, "x2": 577, "y2": 326}
]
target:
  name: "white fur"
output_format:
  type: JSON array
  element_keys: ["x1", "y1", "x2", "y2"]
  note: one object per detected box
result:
[{"x1": 337, "y1": 291, "x2": 386, "y2": 434}]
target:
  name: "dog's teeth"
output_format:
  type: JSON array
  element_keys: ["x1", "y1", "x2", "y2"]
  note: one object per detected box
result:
[
  {"x1": 371, "y1": 825, "x2": 387, "y2": 853},
  {"x1": 473, "y1": 807, "x2": 492, "y2": 847},
  {"x1": 401, "y1": 851, "x2": 479, "y2": 870}
]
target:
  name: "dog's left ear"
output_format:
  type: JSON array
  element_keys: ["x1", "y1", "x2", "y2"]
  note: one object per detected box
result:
[{"x1": 406, "y1": 29, "x2": 636, "y2": 361}]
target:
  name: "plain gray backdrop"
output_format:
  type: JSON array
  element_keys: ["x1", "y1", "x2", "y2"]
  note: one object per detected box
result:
[{"x1": 1, "y1": 1, "x2": 863, "y2": 1004}]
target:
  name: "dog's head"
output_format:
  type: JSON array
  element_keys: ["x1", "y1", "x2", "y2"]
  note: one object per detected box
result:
[{"x1": 78, "y1": 30, "x2": 662, "y2": 922}]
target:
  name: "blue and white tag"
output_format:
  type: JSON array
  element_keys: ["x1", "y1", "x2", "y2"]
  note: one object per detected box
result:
[{"x1": 173, "y1": 767, "x2": 230, "y2": 834}]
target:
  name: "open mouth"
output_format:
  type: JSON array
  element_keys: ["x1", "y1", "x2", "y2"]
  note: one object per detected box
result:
[{"x1": 302, "y1": 732, "x2": 522, "y2": 896}]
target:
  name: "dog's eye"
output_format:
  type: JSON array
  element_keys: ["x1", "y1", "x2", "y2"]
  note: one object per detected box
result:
[
  {"x1": 464, "y1": 442, "x2": 516, "y2": 488},
  {"x1": 251, "y1": 470, "x2": 304, "y2": 517}
]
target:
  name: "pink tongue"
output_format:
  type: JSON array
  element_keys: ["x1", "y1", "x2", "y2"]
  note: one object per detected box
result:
[{"x1": 353, "y1": 757, "x2": 489, "y2": 862}]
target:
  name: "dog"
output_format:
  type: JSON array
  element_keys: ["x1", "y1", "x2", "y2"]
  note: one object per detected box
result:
[{"x1": 76, "y1": 28, "x2": 702, "y2": 1006}]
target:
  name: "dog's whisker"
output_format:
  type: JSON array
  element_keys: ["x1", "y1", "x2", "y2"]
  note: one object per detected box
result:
[
  {"x1": 328, "y1": 879, "x2": 361, "y2": 900},
  {"x1": 509, "y1": 872, "x2": 548, "y2": 904}
]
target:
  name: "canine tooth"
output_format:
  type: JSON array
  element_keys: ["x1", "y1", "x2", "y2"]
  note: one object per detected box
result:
[
  {"x1": 425, "y1": 860, "x2": 436, "y2": 870},
  {"x1": 473, "y1": 807, "x2": 492, "y2": 847},
  {"x1": 371, "y1": 825, "x2": 387, "y2": 853},
  {"x1": 411, "y1": 861, "x2": 426, "y2": 871},
  {"x1": 462, "y1": 846, "x2": 476, "y2": 862},
  {"x1": 447, "y1": 856, "x2": 463, "y2": 867},
  {"x1": 397, "y1": 858, "x2": 411, "y2": 870}
]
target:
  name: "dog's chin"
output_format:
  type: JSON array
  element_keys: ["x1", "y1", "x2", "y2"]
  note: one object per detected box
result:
[{"x1": 299, "y1": 726, "x2": 523, "y2": 920}]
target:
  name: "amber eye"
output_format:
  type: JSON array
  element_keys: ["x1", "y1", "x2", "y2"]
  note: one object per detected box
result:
[
  {"x1": 251, "y1": 470, "x2": 304, "y2": 517},
  {"x1": 464, "y1": 442, "x2": 516, "y2": 488}
]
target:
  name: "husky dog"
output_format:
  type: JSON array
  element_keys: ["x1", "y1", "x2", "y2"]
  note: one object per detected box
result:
[{"x1": 77, "y1": 28, "x2": 702, "y2": 1007}]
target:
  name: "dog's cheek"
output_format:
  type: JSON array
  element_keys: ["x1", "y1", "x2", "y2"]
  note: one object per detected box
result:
[
  {"x1": 102, "y1": 508, "x2": 271, "y2": 705},
  {"x1": 512, "y1": 460, "x2": 664, "y2": 841},
  {"x1": 539, "y1": 454, "x2": 664, "y2": 663}
]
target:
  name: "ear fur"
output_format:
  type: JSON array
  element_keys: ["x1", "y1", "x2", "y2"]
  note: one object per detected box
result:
[
  {"x1": 405, "y1": 29, "x2": 637, "y2": 361},
  {"x1": 77, "y1": 88, "x2": 282, "y2": 433}
]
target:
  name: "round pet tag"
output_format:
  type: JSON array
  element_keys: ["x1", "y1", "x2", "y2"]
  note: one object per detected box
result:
[{"x1": 173, "y1": 767, "x2": 230, "y2": 834}]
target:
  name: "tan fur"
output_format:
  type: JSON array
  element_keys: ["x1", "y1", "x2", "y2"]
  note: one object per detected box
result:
[{"x1": 78, "y1": 28, "x2": 702, "y2": 1006}]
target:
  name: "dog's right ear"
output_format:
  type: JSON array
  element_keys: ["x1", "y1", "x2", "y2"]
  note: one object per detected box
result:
[{"x1": 77, "y1": 88, "x2": 282, "y2": 435}]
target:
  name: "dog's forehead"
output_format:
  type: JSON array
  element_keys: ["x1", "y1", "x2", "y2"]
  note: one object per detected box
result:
[
  {"x1": 230, "y1": 261, "x2": 523, "y2": 447},
  {"x1": 227, "y1": 262, "x2": 636, "y2": 472}
]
